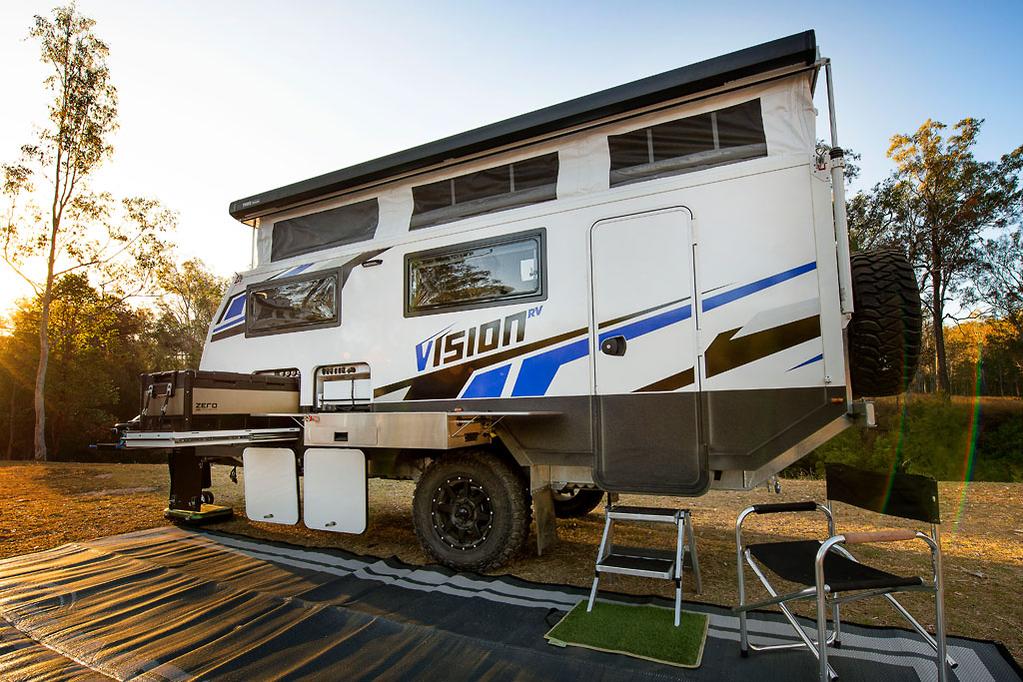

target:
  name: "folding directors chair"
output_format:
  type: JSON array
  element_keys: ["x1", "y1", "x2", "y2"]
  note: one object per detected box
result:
[{"x1": 734, "y1": 464, "x2": 956, "y2": 681}]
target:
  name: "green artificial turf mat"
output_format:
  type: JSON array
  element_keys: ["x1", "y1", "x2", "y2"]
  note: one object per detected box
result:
[{"x1": 545, "y1": 600, "x2": 709, "y2": 668}]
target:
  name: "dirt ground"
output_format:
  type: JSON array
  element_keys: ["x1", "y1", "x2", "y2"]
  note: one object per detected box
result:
[{"x1": 1, "y1": 461, "x2": 1021, "y2": 665}]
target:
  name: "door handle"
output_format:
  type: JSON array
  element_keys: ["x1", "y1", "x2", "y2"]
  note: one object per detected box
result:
[{"x1": 600, "y1": 335, "x2": 627, "y2": 357}]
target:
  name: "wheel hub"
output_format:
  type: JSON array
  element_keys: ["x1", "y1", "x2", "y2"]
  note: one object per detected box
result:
[{"x1": 431, "y1": 475, "x2": 494, "y2": 550}]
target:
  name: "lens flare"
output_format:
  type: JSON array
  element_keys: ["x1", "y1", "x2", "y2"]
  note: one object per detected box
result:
[
  {"x1": 882, "y1": 393, "x2": 910, "y2": 513},
  {"x1": 954, "y1": 342, "x2": 984, "y2": 531}
]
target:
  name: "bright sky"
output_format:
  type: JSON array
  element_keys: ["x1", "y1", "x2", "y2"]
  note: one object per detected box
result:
[{"x1": 1, "y1": 0, "x2": 1021, "y2": 313}]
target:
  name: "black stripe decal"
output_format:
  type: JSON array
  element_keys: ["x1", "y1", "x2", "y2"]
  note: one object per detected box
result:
[
  {"x1": 704, "y1": 315, "x2": 821, "y2": 378},
  {"x1": 341, "y1": 248, "x2": 388, "y2": 289},
  {"x1": 597, "y1": 297, "x2": 689, "y2": 330},
  {"x1": 635, "y1": 367, "x2": 695, "y2": 392},
  {"x1": 211, "y1": 325, "x2": 245, "y2": 342}
]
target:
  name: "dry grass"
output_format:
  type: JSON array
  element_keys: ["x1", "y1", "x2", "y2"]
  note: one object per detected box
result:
[{"x1": 0, "y1": 461, "x2": 1020, "y2": 665}]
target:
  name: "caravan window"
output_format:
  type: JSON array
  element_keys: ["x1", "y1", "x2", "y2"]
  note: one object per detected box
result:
[
  {"x1": 608, "y1": 99, "x2": 766, "y2": 186},
  {"x1": 405, "y1": 230, "x2": 546, "y2": 316},
  {"x1": 245, "y1": 269, "x2": 341, "y2": 336},
  {"x1": 410, "y1": 154, "x2": 558, "y2": 230},
  {"x1": 271, "y1": 198, "x2": 378, "y2": 262}
]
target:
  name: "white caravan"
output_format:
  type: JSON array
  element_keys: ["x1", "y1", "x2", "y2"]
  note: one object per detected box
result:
[{"x1": 123, "y1": 31, "x2": 921, "y2": 570}]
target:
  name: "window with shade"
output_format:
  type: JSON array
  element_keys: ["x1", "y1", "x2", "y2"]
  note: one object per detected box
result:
[
  {"x1": 405, "y1": 230, "x2": 546, "y2": 316},
  {"x1": 608, "y1": 99, "x2": 767, "y2": 187},
  {"x1": 410, "y1": 153, "x2": 559, "y2": 230}
]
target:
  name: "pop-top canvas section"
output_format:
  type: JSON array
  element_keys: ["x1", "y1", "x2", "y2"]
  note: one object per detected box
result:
[
  {"x1": 242, "y1": 31, "x2": 819, "y2": 268},
  {"x1": 250, "y1": 74, "x2": 815, "y2": 268}
]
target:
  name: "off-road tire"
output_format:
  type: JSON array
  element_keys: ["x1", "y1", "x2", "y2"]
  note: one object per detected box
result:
[
  {"x1": 413, "y1": 450, "x2": 531, "y2": 571},
  {"x1": 552, "y1": 487, "x2": 605, "y2": 518},
  {"x1": 848, "y1": 249, "x2": 922, "y2": 397}
]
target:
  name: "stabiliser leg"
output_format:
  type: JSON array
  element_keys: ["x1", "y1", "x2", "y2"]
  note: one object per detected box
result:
[
  {"x1": 166, "y1": 447, "x2": 232, "y2": 523},
  {"x1": 168, "y1": 447, "x2": 204, "y2": 511}
]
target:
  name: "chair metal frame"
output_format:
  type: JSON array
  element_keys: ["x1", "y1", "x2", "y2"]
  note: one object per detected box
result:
[{"x1": 734, "y1": 497, "x2": 956, "y2": 681}]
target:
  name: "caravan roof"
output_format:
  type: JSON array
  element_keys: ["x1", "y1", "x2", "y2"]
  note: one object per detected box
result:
[{"x1": 229, "y1": 31, "x2": 818, "y2": 222}]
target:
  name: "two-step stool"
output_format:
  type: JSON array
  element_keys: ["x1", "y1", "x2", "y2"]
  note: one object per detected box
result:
[{"x1": 586, "y1": 502, "x2": 701, "y2": 626}]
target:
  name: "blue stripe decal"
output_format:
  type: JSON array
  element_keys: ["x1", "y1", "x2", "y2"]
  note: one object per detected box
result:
[
  {"x1": 462, "y1": 365, "x2": 512, "y2": 398},
  {"x1": 788, "y1": 354, "x2": 823, "y2": 371},
  {"x1": 598, "y1": 305, "x2": 691, "y2": 344},
  {"x1": 512, "y1": 304, "x2": 692, "y2": 397},
  {"x1": 511, "y1": 338, "x2": 588, "y2": 397},
  {"x1": 224, "y1": 294, "x2": 246, "y2": 319},
  {"x1": 213, "y1": 292, "x2": 248, "y2": 333},
  {"x1": 702, "y1": 261, "x2": 816, "y2": 312},
  {"x1": 272, "y1": 263, "x2": 313, "y2": 279}
]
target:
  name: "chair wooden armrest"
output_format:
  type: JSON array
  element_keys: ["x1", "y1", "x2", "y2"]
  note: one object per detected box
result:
[{"x1": 841, "y1": 529, "x2": 918, "y2": 544}]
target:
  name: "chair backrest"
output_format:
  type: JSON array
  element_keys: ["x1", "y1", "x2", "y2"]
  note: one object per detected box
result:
[{"x1": 825, "y1": 464, "x2": 940, "y2": 524}]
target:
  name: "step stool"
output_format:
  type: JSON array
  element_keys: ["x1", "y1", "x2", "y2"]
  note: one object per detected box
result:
[{"x1": 586, "y1": 502, "x2": 701, "y2": 627}]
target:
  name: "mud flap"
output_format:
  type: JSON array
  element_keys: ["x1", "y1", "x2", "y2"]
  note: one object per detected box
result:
[
  {"x1": 528, "y1": 464, "x2": 559, "y2": 556},
  {"x1": 532, "y1": 487, "x2": 558, "y2": 556}
]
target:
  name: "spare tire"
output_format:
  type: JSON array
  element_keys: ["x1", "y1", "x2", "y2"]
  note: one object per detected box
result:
[
  {"x1": 551, "y1": 486, "x2": 605, "y2": 518},
  {"x1": 848, "y1": 249, "x2": 922, "y2": 397}
]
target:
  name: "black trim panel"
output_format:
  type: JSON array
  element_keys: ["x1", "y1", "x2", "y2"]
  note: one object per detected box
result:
[
  {"x1": 374, "y1": 386, "x2": 847, "y2": 496},
  {"x1": 593, "y1": 392, "x2": 708, "y2": 495}
]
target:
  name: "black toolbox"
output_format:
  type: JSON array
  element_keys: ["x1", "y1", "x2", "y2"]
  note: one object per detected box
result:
[{"x1": 140, "y1": 370, "x2": 300, "y2": 431}]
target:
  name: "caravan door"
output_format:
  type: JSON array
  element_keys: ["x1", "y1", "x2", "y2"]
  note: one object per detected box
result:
[{"x1": 589, "y1": 207, "x2": 707, "y2": 494}]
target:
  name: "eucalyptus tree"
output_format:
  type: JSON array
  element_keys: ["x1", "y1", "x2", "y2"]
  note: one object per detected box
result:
[
  {"x1": 1, "y1": 6, "x2": 171, "y2": 459},
  {"x1": 848, "y1": 118, "x2": 1022, "y2": 394}
]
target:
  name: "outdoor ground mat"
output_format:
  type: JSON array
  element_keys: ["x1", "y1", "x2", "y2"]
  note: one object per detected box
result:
[
  {"x1": 0, "y1": 526, "x2": 1019, "y2": 681},
  {"x1": 546, "y1": 601, "x2": 709, "y2": 668}
]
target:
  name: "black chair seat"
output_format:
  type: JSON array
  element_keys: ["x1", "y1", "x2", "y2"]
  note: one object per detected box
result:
[{"x1": 748, "y1": 540, "x2": 923, "y2": 592}]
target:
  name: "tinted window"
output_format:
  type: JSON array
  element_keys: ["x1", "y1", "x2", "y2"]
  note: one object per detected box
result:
[
  {"x1": 411, "y1": 153, "x2": 558, "y2": 230},
  {"x1": 271, "y1": 198, "x2": 378, "y2": 262},
  {"x1": 246, "y1": 271, "x2": 340, "y2": 336},
  {"x1": 608, "y1": 99, "x2": 766, "y2": 186},
  {"x1": 407, "y1": 232, "x2": 544, "y2": 315}
]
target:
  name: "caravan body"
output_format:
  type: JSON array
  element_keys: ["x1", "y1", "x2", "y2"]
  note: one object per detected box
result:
[
  {"x1": 206, "y1": 30, "x2": 845, "y2": 494},
  {"x1": 126, "y1": 32, "x2": 915, "y2": 569}
]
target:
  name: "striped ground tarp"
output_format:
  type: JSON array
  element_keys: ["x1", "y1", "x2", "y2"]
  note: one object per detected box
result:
[{"x1": 0, "y1": 527, "x2": 1018, "y2": 681}]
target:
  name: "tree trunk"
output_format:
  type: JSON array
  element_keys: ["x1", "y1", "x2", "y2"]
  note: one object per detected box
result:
[
  {"x1": 34, "y1": 217, "x2": 60, "y2": 462},
  {"x1": 930, "y1": 250, "x2": 951, "y2": 396},
  {"x1": 34, "y1": 294, "x2": 51, "y2": 461},
  {"x1": 5, "y1": 383, "x2": 14, "y2": 461}
]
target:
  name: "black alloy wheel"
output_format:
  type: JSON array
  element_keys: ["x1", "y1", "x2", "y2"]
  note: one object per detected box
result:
[
  {"x1": 412, "y1": 450, "x2": 531, "y2": 571},
  {"x1": 430, "y1": 475, "x2": 495, "y2": 550}
]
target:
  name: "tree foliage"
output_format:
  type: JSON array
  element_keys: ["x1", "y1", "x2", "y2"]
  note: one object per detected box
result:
[
  {"x1": 848, "y1": 118, "x2": 1023, "y2": 393},
  {"x1": 148, "y1": 259, "x2": 227, "y2": 369},
  {"x1": 0, "y1": 259, "x2": 225, "y2": 460},
  {"x1": 0, "y1": 275, "x2": 150, "y2": 458}
]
